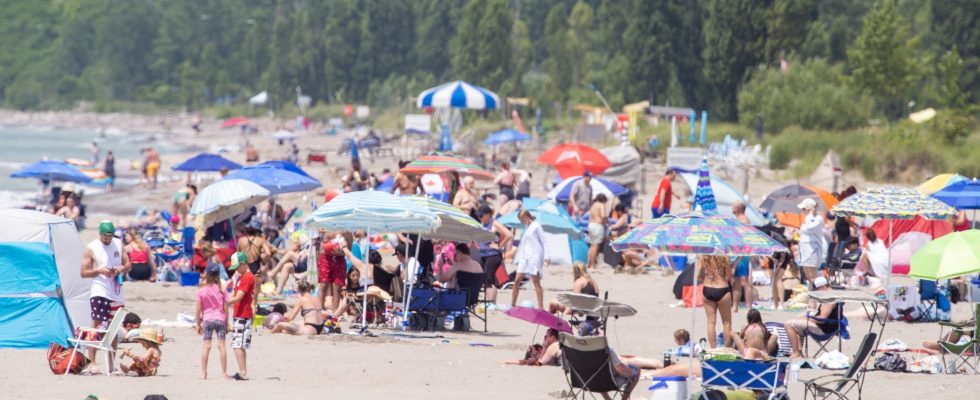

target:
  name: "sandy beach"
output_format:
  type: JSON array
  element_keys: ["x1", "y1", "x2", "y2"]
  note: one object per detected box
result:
[{"x1": 0, "y1": 111, "x2": 975, "y2": 399}]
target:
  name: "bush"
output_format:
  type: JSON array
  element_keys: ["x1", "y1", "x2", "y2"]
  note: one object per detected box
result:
[{"x1": 738, "y1": 59, "x2": 872, "y2": 134}]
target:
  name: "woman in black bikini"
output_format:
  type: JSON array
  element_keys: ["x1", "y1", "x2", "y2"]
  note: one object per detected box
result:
[
  {"x1": 699, "y1": 255, "x2": 733, "y2": 348},
  {"x1": 271, "y1": 281, "x2": 325, "y2": 335}
]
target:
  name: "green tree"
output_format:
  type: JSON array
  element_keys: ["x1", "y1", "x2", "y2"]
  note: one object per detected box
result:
[
  {"x1": 930, "y1": 0, "x2": 980, "y2": 104},
  {"x1": 566, "y1": 1, "x2": 594, "y2": 88},
  {"x1": 938, "y1": 47, "x2": 965, "y2": 109},
  {"x1": 764, "y1": 0, "x2": 815, "y2": 63},
  {"x1": 507, "y1": 19, "x2": 532, "y2": 96},
  {"x1": 847, "y1": 0, "x2": 918, "y2": 118},
  {"x1": 542, "y1": 4, "x2": 571, "y2": 106},
  {"x1": 473, "y1": 0, "x2": 512, "y2": 90},
  {"x1": 414, "y1": 0, "x2": 459, "y2": 80},
  {"x1": 702, "y1": 0, "x2": 770, "y2": 120}
]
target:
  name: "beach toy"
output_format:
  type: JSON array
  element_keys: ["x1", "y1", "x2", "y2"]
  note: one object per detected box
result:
[{"x1": 263, "y1": 312, "x2": 284, "y2": 329}]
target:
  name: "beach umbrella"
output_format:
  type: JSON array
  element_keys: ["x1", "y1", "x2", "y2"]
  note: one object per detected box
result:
[
  {"x1": 918, "y1": 173, "x2": 966, "y2": 195},
  {"x1": 272, "y1": 130, "x2": 297, "y2": 141},
  {"x1": 505, "y1": 306, "x2": 573, "y2": 334},
  {"x1": 190, "y1": 179, "x2": 270, "y2": 225},
  {"x1": 403, "y1": 196, "x2": 495, "y2": 243},
  {"x1": 677, "y1": 172, "x2": 767, "y2": 226},
  {"x1": 484, "y1": 129, "x2": 531, "y2": 146},
  {"x1": 172, "y1": 153, "x2": 242, "y2": 172},
  {"x1": 221, "y1": 116, "x2": 250, "y2": 128},
  {"x1": 760, "y1": 184, "x2": 839, "y2": 228},
  {"x1": 909, "y1": 230, "x2": 980, "y2": 281},
  {"x1": 932, "y1": 179, "x2": 980, "y2": 210},
  {"x1": 832, "y1": 187, "x2": 957, "y2": 282},
  {"x1": 547, "y1": 175, "x2": 628, "y2": 202},
  {"x1": 416, "y1": 80, "x2": 500, "y2": 110},
  {"x1": 258, "y1": 160, "x2": 314, "y2": 178},
  {"x1": 693, "y1": 157, "x2": 718, "y2": 214},
  {"x1": 611, "y1": 211, "x2": 787, "y2": 255},
  {"x1": 307, "y1": 190, "x2": 439, "y2": 331},
  {"x1": 498, "y1": 198, "x2": 581, "y2": 236},
  {"x1": 538, "y1": 143, "x2": 611, "y2": 179},
  {"x1": 224, "y1": 165, "x2": 321, "y2": 195},
  {"x1": 9, "y1": 160, "x2": 92, "y2": 183},
  {"x1": 399, "y1": 155, "x2": 494, "y2": 180}
]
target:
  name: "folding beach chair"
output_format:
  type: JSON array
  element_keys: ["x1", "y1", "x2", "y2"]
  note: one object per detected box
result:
[
  {"x1": 918, "y1": 280, "x2": 938, "y2": 322},
  {"x1": 701, "y1": 359, "x2": 789, "y2": 400},
  {"x1": 559, "y1": 333, "x2": 632, "y2": 400},
  {"x1": 802, "y1": 332, "x2": 877, "y2": 400},
  {"x1": 805, "y1": 304, "x2": 848, "y2": 358},
  {"x1": 765, "y1": 322, "x2": 792, "y2": 358},
  {"x1": 456, "y1": 271, "x2": 489, "y2": 332},
  {"x1": 938, "y1": 304, "x2": 979, "y2": 374},
  {"x1": 66, "y1": 308, "x2": 129, "y2": 376}
]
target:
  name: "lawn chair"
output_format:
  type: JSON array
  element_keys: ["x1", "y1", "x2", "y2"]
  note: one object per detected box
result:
[
  {"x1": 918, "y1": 280, "x2": 938, "y2": 322},
  {"x1": 805, "y1": 304, "x2": 848, "y2": 358},
  {"x1": 559, "y1": 333, "x2": 633, "y2": 400},
  {"x1": 938, "y1": 303, "x2": 979, "y2": 374},
  {"x1": 801, "y1": 332, "x2": 877, "y2": 400},
  {"x1": 456, "y1": 271, "x2": 489, "y2": 332},
  {"x1": 66, "y1": 308, "x2": 129, "y2": 376},
  {"x1": 702, "y1": 359, "x2": 789, "y2": 400}
]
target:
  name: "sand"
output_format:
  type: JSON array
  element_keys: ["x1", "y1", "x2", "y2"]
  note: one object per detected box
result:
[{"x1": 0, "y1": 111, "x2": 972, "y2": 399}]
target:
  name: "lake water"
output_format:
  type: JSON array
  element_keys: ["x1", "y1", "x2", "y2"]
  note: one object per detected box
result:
[{"x1": 0, "y1": 125, "x2": 182, "y2": 207}]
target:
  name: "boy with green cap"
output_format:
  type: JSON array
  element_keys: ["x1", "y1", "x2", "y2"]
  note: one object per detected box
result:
[
  {"x1": 226, "y1": 251, "x2": 254, "y2": 380},
  {"x1": 80, "y1": 220, "x2": 131, "y2": 373}
]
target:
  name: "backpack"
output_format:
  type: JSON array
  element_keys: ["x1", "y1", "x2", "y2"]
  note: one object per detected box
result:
[{"x1": 873, "y1": 352, "x2": 907, "y2": 372}]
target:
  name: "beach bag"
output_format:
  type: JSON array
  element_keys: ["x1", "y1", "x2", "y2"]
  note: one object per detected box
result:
[
  {"x1": 873, "y1": 352, "x2": 907, "y2": 372},
  {"x1": 47, "y1": 343, "x2": 90, "y2": 375},
  {"x1": 682, "y1": 285, "x2": 704, "y2": 308}
]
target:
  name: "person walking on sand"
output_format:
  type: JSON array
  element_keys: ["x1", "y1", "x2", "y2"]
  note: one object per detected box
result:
[
  {"x1": 226, "y1": 252, "x2": 255, "y2": 380},
  {"x1": 145, "y1": 147, "x2": 161, "y2": 189},
  {"x1": 586, "y1": 194, "x2": 608, "y2": 269},
  {"x1": 103, "y1": 150, "x2": 115, "y2": 192},
  {"x1": 512, "y1": 210, "x2": 548, "y2": 309},
  {"x1": 79, "y1": 221, "x2": 131, "y2": 374},
  {"x1": 650, "y1": 169, "x2": 678, "y2": 218},
  {"x1": 195, "y1": 264, "x2": 230, "y2": 380}
]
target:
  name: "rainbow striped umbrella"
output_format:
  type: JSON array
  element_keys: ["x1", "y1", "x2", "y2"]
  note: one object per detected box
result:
[
  {"x1": 399, "y1": 155, "x2": 494, "y2": 180},
  {"x1": 610, "y1": 211, "x2": 786, "y2": 256}
]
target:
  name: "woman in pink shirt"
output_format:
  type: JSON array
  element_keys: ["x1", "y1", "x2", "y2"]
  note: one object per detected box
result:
[{"x1": 195, "y1": 264, "x2": 230, "y2": 380}]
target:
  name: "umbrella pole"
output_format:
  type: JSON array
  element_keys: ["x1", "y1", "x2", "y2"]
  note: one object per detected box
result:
[
  {"x1": 402, "y1": 237, "x2": 424, "y2": 331},
  {"x1": 361, "y1": 229, "x2": 371, "y2": 333},
  {"x1": 689, "y1": 256, "x2": 697, "y2": 387},
  {"x1": 399, "y1": 239, "x2": 412, "y2": 331},
  {"x1": 886, "y1": 220, "x2": 893, "y2": 290}
]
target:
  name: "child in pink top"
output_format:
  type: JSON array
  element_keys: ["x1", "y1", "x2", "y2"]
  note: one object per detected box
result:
[{"x1": 194, "y1": 264, "x2": 229, "y2": 380}]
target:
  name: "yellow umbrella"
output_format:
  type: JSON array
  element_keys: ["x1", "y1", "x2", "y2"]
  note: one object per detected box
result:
[{"x1": 918, "y1": 174, "x2": 966, "y2": 195}]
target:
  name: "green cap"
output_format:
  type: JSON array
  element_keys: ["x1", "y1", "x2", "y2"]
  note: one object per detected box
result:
[
  {"x1": 229, "y1": 252, "x2": 248, "y2": 271},
  {"x1": 98, "y1": 221, "x2": 115, "y2": 235}
]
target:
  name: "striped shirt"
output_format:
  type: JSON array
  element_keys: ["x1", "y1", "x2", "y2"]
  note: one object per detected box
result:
[{"x1": 517, "y1": 221, "x2": 549, "y2": 268}]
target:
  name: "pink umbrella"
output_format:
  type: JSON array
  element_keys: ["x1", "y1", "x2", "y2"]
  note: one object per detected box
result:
[{"x1": 504, "y1": 306, "x2": 572, "y2": 334}]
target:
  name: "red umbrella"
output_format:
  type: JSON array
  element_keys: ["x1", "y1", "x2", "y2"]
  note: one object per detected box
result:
[
  {"x1": 504, "y1": 306, "x2": 573, "y2": 333},
  {"x1": 537, "y1": 143, "x2": 610, "y2": 179},
  {"x1": 221, "y1": 116, "x2": 250, "y2": 128}
]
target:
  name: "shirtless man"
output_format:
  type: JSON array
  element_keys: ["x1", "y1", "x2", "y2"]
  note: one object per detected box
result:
[
  {"x1": 391, "y1": 161, "x2": 418, "y2": 195},
  {"x1": 453, "y1": 176, "x2": 479, "y2": 216},
  {"x1": 586, "y1": 194, "x2": 609, "y2": 269},
  {"x1": 503, "y1": 328, "x2": 561, "y2": 366}
]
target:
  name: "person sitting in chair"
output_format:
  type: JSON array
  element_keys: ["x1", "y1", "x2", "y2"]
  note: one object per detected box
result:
[
  {"x1": 783, "y1": 277, "x2": 842, "y2": 358},
  {"x1": 436, "y1": 243, "x2": 483, "y2": 289}
]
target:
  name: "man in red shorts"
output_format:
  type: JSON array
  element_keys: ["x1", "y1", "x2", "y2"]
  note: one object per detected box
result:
[{"x1": 317, "y1": 231, "x2": 347, "y2": 313}]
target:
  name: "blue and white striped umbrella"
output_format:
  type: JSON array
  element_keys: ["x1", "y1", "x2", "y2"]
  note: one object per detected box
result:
[
  {"x1": 306, "y1": 190, "x2": 440, "y2": 234},
  {"x1": 547, "y1": 175, "x2": 629, "y2": 202},
  {"x1": 416, "y1": 80, "x2": 500, "y2": 110}
]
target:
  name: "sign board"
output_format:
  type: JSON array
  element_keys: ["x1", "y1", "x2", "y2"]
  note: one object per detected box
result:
[
  {"x1": 355, "y1": 106, "x2": 370, "y2": 119},
  {"x1": 404, "y1": 114, "x2": 431, "y2": 134},
  {"x1": 297, "y1": 95, "x2": 312, "y2": 108},
  {"x1": 666, "y1": 147, "x2": 704, "y2": 170}
]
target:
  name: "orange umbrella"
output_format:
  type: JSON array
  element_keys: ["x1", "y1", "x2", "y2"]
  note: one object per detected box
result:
[{"x1": 759, "y1": 184, "x2": 838, "y2": 228}]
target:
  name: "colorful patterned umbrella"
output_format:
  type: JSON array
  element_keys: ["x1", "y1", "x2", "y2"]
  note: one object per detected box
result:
[
  {"x1": 399, "y1": 155, "x2": 494, "y2": 180},
  {"x1": 693, "y1": 157, "x2": 718, "y2": 214},
  {"x1": 610, "y1": 211, "x2": 787, "y2": 256},
  {"x1": 831, "y1": 187, "x2": 957, "y2": 220}
]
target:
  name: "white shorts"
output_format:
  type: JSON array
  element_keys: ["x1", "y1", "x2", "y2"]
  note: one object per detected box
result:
[
  {"x1": 516, "y1": 259, "x2": 543, "y2": 277},
  {"x1": 231, "y1": 318, "x2": 252, "y2": 350}
]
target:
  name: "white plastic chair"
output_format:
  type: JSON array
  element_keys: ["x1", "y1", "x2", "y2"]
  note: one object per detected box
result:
[{"x1": 66, "y1": 308, "x2": 129, "y2": 375}]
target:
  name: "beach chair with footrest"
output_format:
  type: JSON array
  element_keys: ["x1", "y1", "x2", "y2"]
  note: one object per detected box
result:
[
  {"x1": 938, "y1": 303, "x2": 979, "y2": 374},
  {"x1": 559, "y1": 333, "x2": 634, "y2": 400},
  {"x1": 801, "y1": 332, "x2": 877, "y2": 400},
  {"x1": 66, "y1": 308, "x2": 129, "y2": 376},
  {"x1": 701, "y1": 358, "x2": 788, "y2": 400}
]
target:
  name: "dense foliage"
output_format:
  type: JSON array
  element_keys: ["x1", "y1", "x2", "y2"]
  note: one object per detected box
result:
[{"x1": 0, "y1": 0, "x2": 975, "y2": 127}]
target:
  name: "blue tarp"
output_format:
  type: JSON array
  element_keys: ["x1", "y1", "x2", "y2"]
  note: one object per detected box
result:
[{"x1": 0, "y1": 242, "x2": 73, "y2": 348}]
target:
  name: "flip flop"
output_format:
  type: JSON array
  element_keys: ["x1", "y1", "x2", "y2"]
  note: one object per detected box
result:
[{"x1": 232, "y1": 373, "x2": 249, "y2": 381}]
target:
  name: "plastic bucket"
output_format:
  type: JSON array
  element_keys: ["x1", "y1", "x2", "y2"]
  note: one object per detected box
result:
[
  {"x1": 180, "y1": 271, "x2": 200, "y2": 286},
  {"x1": 648, "y1": 376, "x2": 687, "y2": 400}
]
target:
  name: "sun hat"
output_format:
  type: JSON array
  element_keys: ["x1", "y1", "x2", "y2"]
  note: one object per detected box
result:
[
  {"x1": 62, "y1": 182, "x2": 76, "y2": 193},
  {"x1": 98, "y1": 221, "x2": 116, "y2": 235},
  {"x1": 229, "y1": 251, "x2": 248, "y2": 271},
  {"x1": 796, "y1": 198, "x2": 817, "y2": 210},
  {"x1": 813, "y1": 276, "x2": 828, "y2": 289},
  {"x1": 137, "y1": 327, "x2": 162, "y2": 345}
]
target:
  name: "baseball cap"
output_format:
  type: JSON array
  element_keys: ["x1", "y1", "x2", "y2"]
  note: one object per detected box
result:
[
  {"x1": 813, "y1": 276, "x2": 828, "y2": 289},
  {"x1": 205, "y1": 263, "x2": 222, "y2": 274},
  {"x1": 98, "y1": 221, "x2": 115, "y2": 235},
  {"x1": 796, "y1": 198, "x2": 817, "y2": 210},
  {"x1": 582, "y1": 171, "x2": 592, "y2": 178},
  {"x1": 229, "y1": 252, "x2": 248, "y2": 271}
]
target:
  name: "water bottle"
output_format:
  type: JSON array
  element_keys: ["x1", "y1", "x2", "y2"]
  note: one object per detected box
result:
[{"x1": 663, "y1": 352, "x2": 672, "y2": 368}]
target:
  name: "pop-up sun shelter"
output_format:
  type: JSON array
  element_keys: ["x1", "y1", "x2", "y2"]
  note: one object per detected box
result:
[{"x1": 0, "y1": 209, "x2": 89, "y2": 348}]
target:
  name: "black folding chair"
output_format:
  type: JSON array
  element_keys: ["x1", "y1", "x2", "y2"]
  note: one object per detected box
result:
[
  {"x1": 456, "y1": 271, "x2": 489, "y2": 332},
  {"x1": 559, "y1": 333, "x2": 632, "y2": 400},
  {"x1": 802, "y1": 332, "x2": 877, "y2": 400}
]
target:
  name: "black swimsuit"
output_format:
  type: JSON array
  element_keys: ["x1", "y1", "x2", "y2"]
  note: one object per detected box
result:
[{"x1": 703, "y1": 286, "x2": 731, "y2": 303}]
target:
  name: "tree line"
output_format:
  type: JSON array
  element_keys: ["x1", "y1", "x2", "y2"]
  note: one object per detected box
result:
[{"x1": 0, "y1": 0, "x2": 975, "y2": 127}]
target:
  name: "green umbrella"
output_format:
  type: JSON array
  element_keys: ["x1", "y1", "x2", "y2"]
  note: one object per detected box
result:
[{"x1": 909, "y1": 230, "x2": 980, "y2": 281}]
